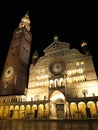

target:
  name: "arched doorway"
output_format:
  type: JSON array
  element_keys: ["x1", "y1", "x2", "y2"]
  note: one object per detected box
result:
[
  {"x1": 19, "y1": 105, "x2": 25, "y2": 119},
  {"x1": 78, "y1": 102, "x2": 86, "y2": 119},
  {"x1": 49, "y1": 90, "x2": 66, "y2": 119},
  {"x1": 87, "y1": 101, "x2": 97, "y2": 118}
]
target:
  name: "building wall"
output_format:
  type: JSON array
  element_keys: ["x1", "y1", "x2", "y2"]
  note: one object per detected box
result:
[{"x1": 0, "y1": 13, "x2": 98, "y2": 119}]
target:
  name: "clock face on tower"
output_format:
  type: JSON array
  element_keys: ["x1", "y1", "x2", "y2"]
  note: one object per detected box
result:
[
  {"x1": 4, "y1": 66, "x2": 14, "y2": 78},
  {"x1": 50, "y1": 62, "x2": 65, "y2": 74}
]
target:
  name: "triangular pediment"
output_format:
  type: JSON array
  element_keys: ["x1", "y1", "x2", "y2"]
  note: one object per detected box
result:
[
  {"x1": 44, "y1": 40, "x2": 70, "y2": 54},
  {"x1": 41, "y1": 35, "x2": 86, "y2": 60}
]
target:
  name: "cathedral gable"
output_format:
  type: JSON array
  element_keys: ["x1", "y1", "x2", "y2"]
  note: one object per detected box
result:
[
  {"x1": 42, "y1": 41, "x2": 86, "y2": 60},
  {"x1": 44, "y1": 41, "x2": 70, "y2": 54},
  {"x1": 43, "y1": 35, "x2": 85, "y2": 60}
]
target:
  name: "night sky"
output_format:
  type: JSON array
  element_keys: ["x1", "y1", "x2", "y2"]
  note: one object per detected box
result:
[{"x1": 0, "y1": 1, "x2": 98, "y2": 77}]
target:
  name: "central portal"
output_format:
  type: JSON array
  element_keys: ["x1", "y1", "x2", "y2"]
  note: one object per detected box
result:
[
  {"x1": 49, "y1": 90, "x2": 65, "y2": 119},
  {"x1": 56, "y1": 104, "x2": 64, "y2": 119}
]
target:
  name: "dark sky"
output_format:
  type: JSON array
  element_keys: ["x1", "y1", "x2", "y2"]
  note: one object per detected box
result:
[{"x1": 0, "y1": 1, "x2": 98, "y2": 76}]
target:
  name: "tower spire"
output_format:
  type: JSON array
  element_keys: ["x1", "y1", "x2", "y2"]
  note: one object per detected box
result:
[
  {"x1": 80, "y1": 39, "x2": 90, "y2": 55},
  {"x1": 18, "y1": 11, "x2": 31, "y2": 31},
  {"x1": 32, "y1": 50, "x2": 39, "y2": 65}
]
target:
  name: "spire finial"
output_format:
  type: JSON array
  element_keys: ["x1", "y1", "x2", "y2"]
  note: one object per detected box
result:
[
  {"x1": 80, "y1": 39, "x2": 90, "y2": 55},
  {"x1": 54, "y1": 35, "x2": 58, "y2": 41},
  {"x1": 18, "y1": 11, "x2": 31, "y2": 31}
]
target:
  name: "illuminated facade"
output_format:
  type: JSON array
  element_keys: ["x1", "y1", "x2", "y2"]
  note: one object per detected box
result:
[{"x1": 0, "y1": 12, "x2": 98, "y2": 120}]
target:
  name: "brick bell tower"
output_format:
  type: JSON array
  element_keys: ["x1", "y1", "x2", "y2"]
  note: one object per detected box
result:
[{"x1": 0, "y1": 12, "x2": 32, "y2": 95}]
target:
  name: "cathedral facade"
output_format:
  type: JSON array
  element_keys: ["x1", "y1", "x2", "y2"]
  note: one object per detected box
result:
[{"x1": 0, "y1": 12, "x2": 98, "y2": 120}]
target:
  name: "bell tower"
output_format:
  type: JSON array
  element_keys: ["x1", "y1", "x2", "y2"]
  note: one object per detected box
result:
[{"x1": 0, "y1": 12, "x2": 32, "y2": 95}]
